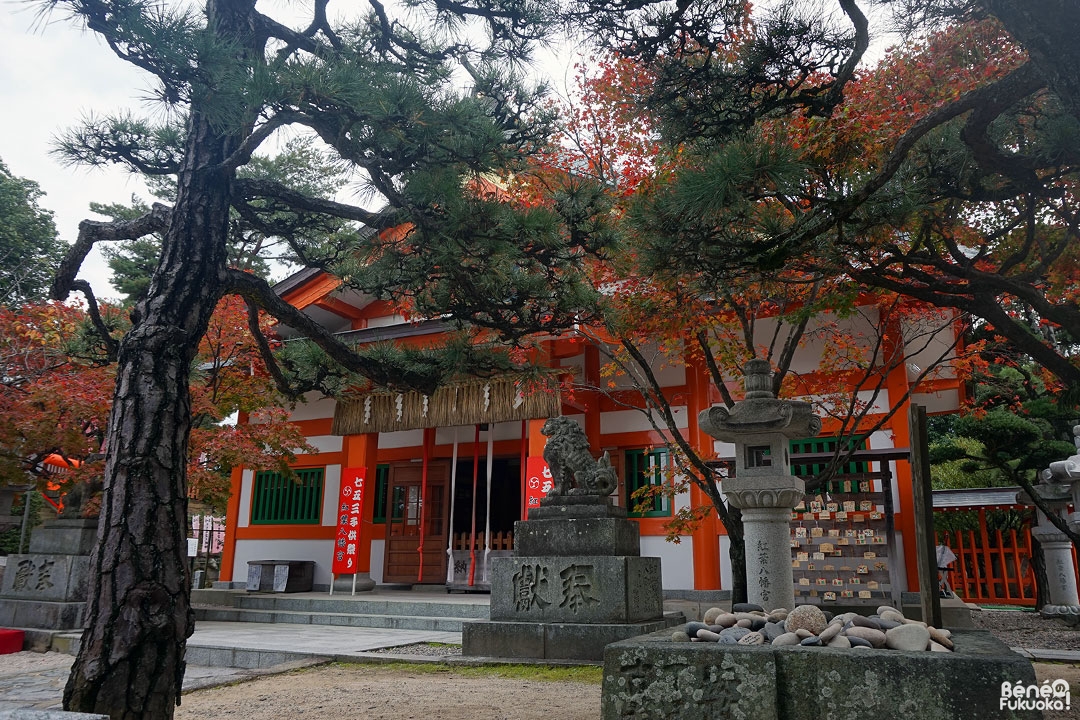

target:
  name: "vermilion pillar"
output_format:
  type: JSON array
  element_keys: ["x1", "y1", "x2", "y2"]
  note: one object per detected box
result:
[{"x1": 686, "y1": 357, "x2": 722, "y2": 590}]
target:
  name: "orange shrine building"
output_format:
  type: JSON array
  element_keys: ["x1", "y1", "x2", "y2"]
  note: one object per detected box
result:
[{"x1": 217, "y1": 267, "x2": 965, "y2": 598}]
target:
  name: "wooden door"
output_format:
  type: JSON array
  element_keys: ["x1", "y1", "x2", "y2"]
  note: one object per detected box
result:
[{"x1": 382, "y1": 461, "x2": 449, "y2": 584}]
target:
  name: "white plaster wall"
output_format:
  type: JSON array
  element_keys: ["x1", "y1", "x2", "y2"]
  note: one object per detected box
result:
[
  {"x1": 911, "y1": 389, "x2": 961, "y2": 414},
  {"x1": 321, "y1": 464, "x2": 342, "y2": 525},
  {"x1": 238, "y1": 469, "x2": 253, "y2": 527},
  {"x1": 606, "y1": 345, "x2": 686, "y2": 389},
  {"x1": 903, "y1": 311, "x2": 958, "y2": 383},
  {"x1": 434, "y1": 423, "x2": 526, "y2": 446},
  {"x1": 367, "y1": 313, "x2": 409, "y2": 328},
  {"x1": 369, "y1": 539, "x2": 385, "y2": 584},
  {"x1": 302, "y1": 435, "x2": 343, "y2": 454},
  {"x1": 232, "y1": 539, "x2": 335, "y2": 586},
  {"x1": 809, "y1": 389, "x2": 890, "y2": 417},
  {"x1": 600, "y1": 406, "x2": 688, "y2": 435},
  {"x1": 379, "y1": 428, "x2": 424, "y2": 449},
  {"x1": 719, "y1": 535, "x2": 732, "y2": 591},
  {"x1": 288, "y1": 394, "x2": 337, "y2": 422},
  {"x1": 641, "y1": 535, "x2": 695, "y2": 590}
]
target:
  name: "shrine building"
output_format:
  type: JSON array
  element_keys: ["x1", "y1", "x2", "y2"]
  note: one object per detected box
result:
[{"x1": 216, "y1": 266, "x2": 965, "y2": 600}]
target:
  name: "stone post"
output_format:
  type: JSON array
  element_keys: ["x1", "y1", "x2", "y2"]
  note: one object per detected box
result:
[
  {"x1": 1031, "y1": 508, "x2": 1080, "y2": 614},
  {"x1": 698, "y1": 359, "x2": 820, "y2": 611},
  {"x1": 1023, "y1": 425, "x2": 1080, "y2": 623}
]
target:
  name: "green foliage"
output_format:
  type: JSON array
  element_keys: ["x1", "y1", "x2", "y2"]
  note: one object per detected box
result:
[
  {"x1": 0, "y1": 159, "x2": 63, "y2": 306},
  {"x1": 0, "y1": 490, "x2": 46, "y2": 555},
  {"x1": 933, "y1": 508, "x2": 1031, "y2": 533}
]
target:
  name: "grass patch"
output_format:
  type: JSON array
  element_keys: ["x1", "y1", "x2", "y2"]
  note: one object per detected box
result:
[{"x1": 331, "y1": 661, "x2": 603, "y2": 684}]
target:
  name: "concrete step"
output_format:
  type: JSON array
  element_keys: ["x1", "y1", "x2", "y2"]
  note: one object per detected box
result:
[
  {"x1": 192, "y1": 605, "x2": 469, "y2": 632},
  {"x1": 230, "y1": 594, "x2": 489, "y2": 619}
]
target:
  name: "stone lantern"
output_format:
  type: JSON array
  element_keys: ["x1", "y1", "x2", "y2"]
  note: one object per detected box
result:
[
  {"x1": 1021, "y1": 425, "x2": 1080, "y2": 623},
  {"x1": 699, "y1": 359, "x2": 821, "y2": 610}
]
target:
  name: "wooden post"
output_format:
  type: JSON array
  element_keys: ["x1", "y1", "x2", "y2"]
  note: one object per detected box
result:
[{"x1": 909, "y1": 403, "x2": 942, "y2": 627}]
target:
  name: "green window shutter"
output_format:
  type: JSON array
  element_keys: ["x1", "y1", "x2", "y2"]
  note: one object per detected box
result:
[
  {"x1": 789, "y1": 436, "x2": 869, "y2": 489},
  {"x1": 624, "y1": 449, "x2": 671, "y2": 518},
  {"x1": 251, "y1": 468, "x2": 324, "y2": 524},
  {"x1": 372, "y1": 464, "x2": 390, "y2": 524}
]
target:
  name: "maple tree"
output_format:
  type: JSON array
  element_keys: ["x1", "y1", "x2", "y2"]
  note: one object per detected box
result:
[
  {"x1": 0, "y1": 298, "x2": 307, "y2": 515},
  {"x1": 499, "y1": 49, "x2": 983, "y2": 601}
]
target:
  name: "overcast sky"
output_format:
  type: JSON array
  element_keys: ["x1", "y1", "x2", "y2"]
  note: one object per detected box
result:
[
  {"x1": 0, "y1": 1, "x2": 585, "y2": 303},
  {"x1": 1, "y1": 4, "x2": 157, "y2": 299}
]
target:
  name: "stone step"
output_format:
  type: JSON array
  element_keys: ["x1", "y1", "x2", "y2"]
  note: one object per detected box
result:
[
  {"x1": 232, "y1": 594, "x2": 488, "y2": 619},
  {"x1": 192, "y1": 605, "x2": 470, "y2": 632},
  {"x1": 191, "y1": 588, "x2": 489, "y2": 618}
]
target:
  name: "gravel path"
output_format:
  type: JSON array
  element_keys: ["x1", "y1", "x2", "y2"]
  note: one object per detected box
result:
[
  {"x1": 971, "y1": 607, "x2": 1080, "y2": 650},
  {"x1": 175, "y1": 664, "x2": 600, "y2": 720}
]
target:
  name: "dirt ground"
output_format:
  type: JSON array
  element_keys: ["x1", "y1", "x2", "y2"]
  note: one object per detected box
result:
[
  {"x1": 172, "y1": 659, "x2": 1080, "y2": 720},
  {"x1": 174, "y1": 664, "x2": 602, "y2": 720}
]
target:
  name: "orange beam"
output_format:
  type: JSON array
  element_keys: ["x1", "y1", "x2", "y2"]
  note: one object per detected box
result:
[{"x1": 281, "y1": 273, "x2": 341, "y2": 310}]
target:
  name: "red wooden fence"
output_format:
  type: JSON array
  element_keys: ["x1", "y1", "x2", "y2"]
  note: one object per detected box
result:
[{"x1": 935, "y1": 506, "x2": 1080, "y2": 607}]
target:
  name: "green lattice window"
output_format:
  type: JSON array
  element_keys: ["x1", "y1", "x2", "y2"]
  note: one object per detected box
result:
[
  {"x1": 372, "y1": 464, "x2": 390, "y2": 523},
  {"x1": 625, "y1": 449, "x2": 671, "y2": 518},
  {"x1": 251, "y1": 468, "x2": 324, "y2": 524},
  {"x1": 789, "y1": 436, "x2": 868, "y2": 484}
]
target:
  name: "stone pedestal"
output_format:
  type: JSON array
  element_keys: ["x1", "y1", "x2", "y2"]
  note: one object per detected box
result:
[
  {"x1": 0, "y1": 520, "x2": 97, "y2": 643},
  {"x1": 462, "y1": 495, "x2": 678, "y2": 661},
  {"x1": 1032, "y1": 518, "x2": 1080, "y2": 622}
]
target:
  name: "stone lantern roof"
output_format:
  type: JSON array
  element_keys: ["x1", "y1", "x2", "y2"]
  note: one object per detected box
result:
[{"x1": 697, "y1": 359, "x2": 821, "y2": 442}]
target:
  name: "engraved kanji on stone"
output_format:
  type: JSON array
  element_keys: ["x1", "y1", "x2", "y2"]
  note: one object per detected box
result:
[
  {"x1": 12, "y1": 559, "x2": 34, "y2": 591},
  {"x1": 512, "y1": 563, "x2": 551, "y2": 611},
  {"x1": 34, "y1": 559, "x2": 55, "y2": 591},
  {"x1": 559, "y1": 564, "x2": 599, "y2": 613}
]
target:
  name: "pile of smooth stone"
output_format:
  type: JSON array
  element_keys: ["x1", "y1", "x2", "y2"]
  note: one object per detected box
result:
[{"x1": 674, "y1": 602, "x2": 955, "y2": 652}]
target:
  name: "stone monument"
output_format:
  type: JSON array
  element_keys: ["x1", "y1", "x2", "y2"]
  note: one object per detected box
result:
[
  {"x1": 0, "y1": 490, "x2": 98, "y2": 650},
  {"x1": 698, "y1": 359, "x2": 820, "y2": 611},
  {"x1": 461, "y1": 416, "x2": 680, "y2": 661},
  {"x1": 1021, "y1": 425, "x2": 1080, "y2": 624}
]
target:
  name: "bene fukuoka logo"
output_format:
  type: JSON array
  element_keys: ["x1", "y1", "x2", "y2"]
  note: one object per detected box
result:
[{"x1": 1000, "y1": 679, "x2": 1071, "y2": 712}]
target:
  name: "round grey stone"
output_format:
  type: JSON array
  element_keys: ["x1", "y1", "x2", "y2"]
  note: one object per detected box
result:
[
  {"x1": 847, "y1": 635, "x2": 873, "y2": 648},
  {"x1": 733, "y1": 602, "x2": 764, "y2": 613},
  {"x1": 696, "y1": 629, "x2": 721, "y2": 642},
  {"x1": 845, "y1": 626, "x2": 886, "y2": 648},
  {"x1": 762, "y1": 621, "x2": 785, "y2": 642},
  {"x1": 885, "y1": 623, "x2": 930, "y2": 652},
  {"x1": 672, "y1": 631, "x2": 692, "y2": 642},
  {"x1": 799, "y1": 636, "x2": 823, "y2": 646},
  {"x1": 849, "y1": 615, "x2": 880, "y2": 629},
  {"x1": 880, "y1": 609, "x2": 906, "y2": 624},
  {"x1": 715, "y1": 613, "x2": 738, "y2": 628},
  {"x1": 818, "y1": 623, "x2": 843, "y2": 643},
  {"x1": 720, "y1": 627, "x2": 751, "y2": 643},
  {"x1": 767, "y1": 609, "x2": 789, "y2": 623},
  {"x1": 877, "y1": 619, "x2": 902, "y2": 630},
  {"x1": 736, "y1": 618, "x2": 753, "y2": 629},
  {"x1": 827, "y1": 635, "x2": 852, "y2": 649},
  {"x1": 703, "y1": 607, "x2": 724, "y2": 625},
  {"x1": 686, "y1": 622, "x2": 708, "y2": 636},
  {"x1": 794, "y1": 628, "x2": 813, "y2": 639},
  {"x1": 772, "y1": 632, "x2": 801, "y2": 646},
  {"x1": 737, "y1": 631, "x2": 765, "y2": 646}
]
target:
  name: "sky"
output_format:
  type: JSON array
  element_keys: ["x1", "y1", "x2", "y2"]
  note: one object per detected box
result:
[
  {"x1": 1, "y1": 3, "x2": 152, "y2": 299},
  {"x1": 0, "y1": 1, "x2": 583, "y2": 303}
]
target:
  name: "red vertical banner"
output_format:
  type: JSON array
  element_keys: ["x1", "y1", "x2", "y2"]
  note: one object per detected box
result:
[
  {"x1": 332, "y1": 467, "x2": 366, "y2": 575},
  {"x1": 523, "y1": 456, "x2": 552, "y2": 519}
]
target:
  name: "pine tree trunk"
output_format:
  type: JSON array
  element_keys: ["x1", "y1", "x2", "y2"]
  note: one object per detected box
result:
[{"x1": 64, "y1": 2, "x2": 256, "y2": 715}]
